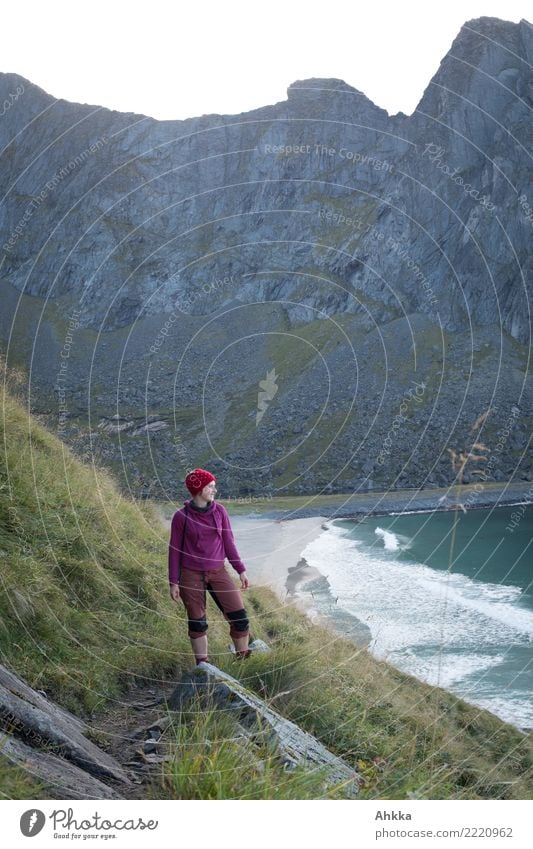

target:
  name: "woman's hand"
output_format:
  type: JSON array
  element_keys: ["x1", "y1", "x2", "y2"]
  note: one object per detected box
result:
[
  {"x1": 170, "y1": 583, "x2": 181, "y2": 602},
  {"x1": 240, "y1": 572, "x2": 250, "y2": 590}
]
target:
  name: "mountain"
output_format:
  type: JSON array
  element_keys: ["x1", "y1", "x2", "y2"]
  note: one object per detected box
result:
[{"x1": 0, "y1": 16, "x2": 532, "y2": 498}]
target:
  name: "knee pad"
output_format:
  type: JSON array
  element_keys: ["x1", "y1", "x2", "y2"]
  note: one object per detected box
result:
[
  {"x1": 227, "y1": 608, "x2": 249, "y2": 632},
  {"x1": 188, "y1": 617, "x2": 208, "y2": 634}
]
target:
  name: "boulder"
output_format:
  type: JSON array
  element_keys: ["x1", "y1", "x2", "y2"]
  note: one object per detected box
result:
[
  {"x1": 1, "y1": 735, "x2": 124, "y2": 800},
  {"x1": 166, "y1": 663, "x2": 361, "y2": 796},
  {"x1": 0, "y1": 663, "x2": 131, "y2": 786}
]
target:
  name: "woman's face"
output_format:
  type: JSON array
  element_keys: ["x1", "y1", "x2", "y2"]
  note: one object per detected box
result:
[{"x1": 201, "y1": 481, "x2": 217, "y2": 501}]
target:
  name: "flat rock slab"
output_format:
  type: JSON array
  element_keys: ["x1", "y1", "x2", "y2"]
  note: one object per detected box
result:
[
  {"x1": 166, "y1": 663, "x2": 361, "y2": 796},
  {"x1": 1, "y1": 736, "x2": 125, "y2": 799},
  {"x1": 0, "y1": 666, "x2": 85, "y2": 731},
  {"x1": 0, "y1": 663, "x2": 130, "y2": 786}
]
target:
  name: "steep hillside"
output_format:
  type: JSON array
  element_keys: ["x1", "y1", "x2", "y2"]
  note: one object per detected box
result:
[
  {"x1": 1, "y1": 364, "x2": 532, "y2": 799},
  {"x1": 0, "y1": 357, "x2": 182, "y2": 709}
]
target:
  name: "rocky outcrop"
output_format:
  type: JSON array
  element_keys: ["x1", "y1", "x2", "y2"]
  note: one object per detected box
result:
[
  {"x1": 1, "y1": 657, "x2": 360, "y2": 799},
  {"x1": 98, "y1": 415, "x2": 168, "y2": 435},
  {"x1": 1, "y1": 17, "x2": 530, "y2": 338},
  {"x1": 0, "y1": 16, "x2": 531, "y2": 497},
  {"x1": 1, "y1": 736, "x2": 125, "y2": 800},
  {"x1": 0, "y1": 663, "x2": 130, "y2": 798},
  {"x1": 167, "y1": 663, "x2": 361, "y2": 796}
]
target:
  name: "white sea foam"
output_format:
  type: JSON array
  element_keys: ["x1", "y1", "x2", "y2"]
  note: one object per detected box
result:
[
  {"x1": 375, "y1": 526, "x2": 400, "y2": 551},
  {"x1": 374, "y1": 526, "x2": 414, "y2": 552},
  {"x1": 470, "y1": 696, "x2": 533, "y2": 730},
  {"x1": 393, "y1": 649, "x2": 505, "y2": 688},
  {"x1": 299, "y1": 523, "x2": 533, "y2": 728}
]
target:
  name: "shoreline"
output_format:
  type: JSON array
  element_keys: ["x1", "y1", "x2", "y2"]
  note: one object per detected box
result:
[
  {"x1": 157, "y1": 481, "x2": 533, "y2": 525},
  {"x1": 286, "y1": 555, "x2": 373, "y2": 647},
  {"x1": 228, "y1": 513, "x2": 374, "y2": 648},
  {"x1": 228, "y1": 508, "x2": 532, "y2": 734},
  {"x1": 156, "y1": 491, "x2": 532, "y2": 732},
  {"x1": 217, "y1": 513, "x2": 372, "y2": 646},
  {"x1": 243, "y1": 480, "x2": 533, "y2": 521}
]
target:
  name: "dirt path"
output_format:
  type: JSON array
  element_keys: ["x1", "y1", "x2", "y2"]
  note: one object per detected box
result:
[{"x1": 86, "y1": 673, "x2": 178, "y2": 799}]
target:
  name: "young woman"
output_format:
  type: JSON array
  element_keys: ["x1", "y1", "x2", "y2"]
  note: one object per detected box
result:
[{"x1": 168, "y1": 468, "x2": 251, "y2": 665}]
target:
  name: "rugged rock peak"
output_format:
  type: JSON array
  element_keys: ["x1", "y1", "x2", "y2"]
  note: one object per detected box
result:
[
  {"x1": 0, "y1": 16, "x2": 531, "y2": 497},
  {"x1": 415, "y1": 16, "x2": 533, "y2": 118},
  {"x1": 286, "y1": 76, "x2": 391, "y2": 124}
]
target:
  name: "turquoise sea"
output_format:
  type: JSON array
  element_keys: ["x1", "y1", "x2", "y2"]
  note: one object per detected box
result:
[{"x1": 300, "y1": 504, "x2": 533, "y2": 730}]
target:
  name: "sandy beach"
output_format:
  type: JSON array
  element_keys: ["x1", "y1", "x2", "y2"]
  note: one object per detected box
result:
[
  {"x1": 227, "y1": 515, "x2": 372, "y2": 645},
  {"x1": 160, "y1": 507, "x2": 329, "y2": 603},
  {"x1": 160, "y1": 505, "x2": 356, "y2": 636},
  {"x1": 159, "y1": 480, "x2": 533, "y2": 655},
  {"x1": 228, "y1": 514, "x2": 327, "y2": 605}
]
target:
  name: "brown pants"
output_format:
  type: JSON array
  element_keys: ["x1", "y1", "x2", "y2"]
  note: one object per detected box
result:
[{"x1": 178, "y1": 564, "x2": 249, "y2": 640}]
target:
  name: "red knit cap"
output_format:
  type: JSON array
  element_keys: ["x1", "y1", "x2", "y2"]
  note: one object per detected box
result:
[{"x1": 185, "y1": 468, "x2": 216, "y2": 496}]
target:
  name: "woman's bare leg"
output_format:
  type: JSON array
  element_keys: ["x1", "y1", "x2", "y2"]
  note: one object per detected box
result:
[
  {"x1": 190, "y1": 634, "x2": 208, "y2": 662},
  {"x1": 232, "y1": 635, "x2": 249, "y2": 653}
]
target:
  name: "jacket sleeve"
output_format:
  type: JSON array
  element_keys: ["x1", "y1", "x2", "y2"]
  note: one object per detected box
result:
[
  {"x1": 168, "y1": 511, "x2": 184, "y2": 585},
  {"x1": 219, "y1": 506, "x2": 246, "y2": 574}
]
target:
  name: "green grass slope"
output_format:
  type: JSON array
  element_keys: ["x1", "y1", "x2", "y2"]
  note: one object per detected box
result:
[
  {"x1": 0, "y1": 366, "x2": 181, "y2": 714},
  {"x1": 1, "y1": 357, "x2": 532, "y2": 800}
]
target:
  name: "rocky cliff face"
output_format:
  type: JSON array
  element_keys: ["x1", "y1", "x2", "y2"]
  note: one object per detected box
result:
[{"x1": 1, "y1": 16, "x2": 532, "y2": 498}]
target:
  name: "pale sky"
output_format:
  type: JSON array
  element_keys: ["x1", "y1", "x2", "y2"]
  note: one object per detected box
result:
[{"x1": 2, "y1": 0, "x2": 532, "y2": 120}]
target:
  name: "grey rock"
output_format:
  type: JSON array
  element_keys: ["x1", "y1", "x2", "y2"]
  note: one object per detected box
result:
[
  {"x1": 228, "y1": 639, "x2": 271, "y2": 654},
  {"x1": 248, "y1": 639, "x2": 271, "y2": 653},
  {"x1": 126, "y1": 725, "x2": 151, "y2": 741},
  {"x1": 146, "y1": 728, "x2": 161, "y2": 740},
  {"x1": 1, "y1": 735, "x2": 125, "y2": 799},
  {"x1": 128, "y1": 698, "x2": 165, "y2": 709},
  {"x1": 140, "y1": 752, "x2": 173, "y2": 764},
  {"x1": 166, "y1": 663, "x2": 360, "y2": 796},
  {"x1": 0, "y1": 665, "x2": 85, "y2": 732},
  {"x1": 146, "y1": 716, "x2": 172, "y2": 732},
  {"x1": 129, "y1": 421, "x2": 169, "y2": 435},
  {"x1": 0, "y1": 16, "x2": 532, "y2": 498},
  {"x1": 98, "y1": 418, "x2": 136, "y2": 434},
  {"x1": 0, "y1": 663, "x2": 130, "y2": 785}
]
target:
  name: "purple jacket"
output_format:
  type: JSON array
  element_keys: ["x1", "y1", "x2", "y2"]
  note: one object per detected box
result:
[{"x1": 168, "y1": 499, "x2": 246, "y2": 584}]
